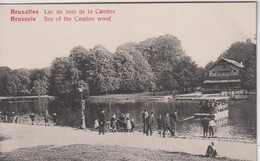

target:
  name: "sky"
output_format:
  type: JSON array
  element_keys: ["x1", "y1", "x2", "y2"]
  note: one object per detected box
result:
[{"x1": 0, "y1": 2, "x2": 256, "y2": 69}]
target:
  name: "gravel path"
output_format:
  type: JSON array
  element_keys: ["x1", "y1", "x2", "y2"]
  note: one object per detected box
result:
[{"x1": 0, "y1": 123, "x2": 257, "y2": 161}]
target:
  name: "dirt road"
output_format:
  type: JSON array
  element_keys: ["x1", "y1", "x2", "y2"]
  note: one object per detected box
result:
[{"x1": 0, "y1": 123, "x2": 257, "y2": 161}]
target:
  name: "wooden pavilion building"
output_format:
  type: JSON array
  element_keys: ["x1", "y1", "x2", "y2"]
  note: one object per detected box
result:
[{"x1": 203, "y1": 57, "x2": 244, "y2": 93}]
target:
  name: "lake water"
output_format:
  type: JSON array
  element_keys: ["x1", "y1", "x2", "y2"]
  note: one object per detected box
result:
[{"x1": 86, "y1": 98, "x2": 256, "y2": 141}]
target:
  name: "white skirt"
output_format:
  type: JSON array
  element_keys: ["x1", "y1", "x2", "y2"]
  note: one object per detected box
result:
[{"x1": 126, "y1": 120, "x2": 132, "y2": 129}]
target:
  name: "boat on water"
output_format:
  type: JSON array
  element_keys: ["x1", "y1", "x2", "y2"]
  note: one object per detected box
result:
[{"x1": 192, "y1": 96, "x2": 230, "y2": 120}]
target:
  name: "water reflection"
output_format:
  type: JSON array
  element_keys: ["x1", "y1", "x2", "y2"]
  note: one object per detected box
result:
[{"x1": 86, "y1": 99, "x2": 256, "y2": 141}]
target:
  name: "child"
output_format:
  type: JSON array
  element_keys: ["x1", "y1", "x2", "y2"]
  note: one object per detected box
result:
[
  {"x1": 94, "y1": 119, "x2": 99, "y2": 131},
  {"x1": 52, "y1": 113, "x2": 57, "y2": 126},
  {"x1": 30, "y1": 113, "x2": 35, "y2": 125}
]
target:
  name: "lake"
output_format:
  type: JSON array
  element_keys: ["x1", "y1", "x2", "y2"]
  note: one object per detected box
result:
[{"x1": 86, "y1": 98, "x2": 256, "y2": 141}]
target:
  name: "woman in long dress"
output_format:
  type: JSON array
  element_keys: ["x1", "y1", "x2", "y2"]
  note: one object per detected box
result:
[
  {"x1": 126, "y1": 113, "x2": 132, "y2": 132},
  {"x1": 110, "y1": 114, "x2": 117, "y2": 132}
]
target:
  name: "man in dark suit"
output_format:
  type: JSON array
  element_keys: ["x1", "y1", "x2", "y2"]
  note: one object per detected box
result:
[
  {"x1": 170, "y1": 111, "x2": 178, "y2": 136},
  {"x1": 201, "y1": 116, "x2": 209, "y2": 138},
  {"x1": 99, "y1": 110, "x2": 106, "y2": 135},
  {"x1": 162, "y1": 112, "x2": 171, "y2": 138},
  {"x1": 142, "y1": 110, "x2": 148, "y2": 134},
  {"x1": 146, "y1": 112, "x2": 155, "y2": 136}
]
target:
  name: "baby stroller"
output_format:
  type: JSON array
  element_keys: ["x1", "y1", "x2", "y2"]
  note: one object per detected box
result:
[{"x1": 116, "y1": 116, "x2": 127, "y2": 132}]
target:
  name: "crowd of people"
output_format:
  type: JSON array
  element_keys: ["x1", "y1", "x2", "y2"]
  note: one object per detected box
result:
[
  {"x1": 1, "y1": 108, "x2": 216, "y2": 141},
  {"x1": 195, "y1": 100, "x2": 228, "y2": 114},
  {"x1": 0, "y1": 109, "x2": 57, "y2": 126},
  {"x1": 1, "y1": 108, "x2": 217, "y2": 158},
  {"x1": 0, "y1": 111, "x2": 19, "y2": 123},
  {"x1": 29, "y1": 110, "x2": 57, "y2": 126},
  {"x1": 142, "y1": 110, "x2": 178, "y2": 138},
  {"x1": 94, "y1": 110, "x2": 135, "y2": 135},
  {"x1": 94, "y1": 109, "x2": 179, "y2": 138}
]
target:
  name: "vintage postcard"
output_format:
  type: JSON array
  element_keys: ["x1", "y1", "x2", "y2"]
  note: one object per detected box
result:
[{"x1": 0, "y1": 1, "x2": 257, "y2": 161}]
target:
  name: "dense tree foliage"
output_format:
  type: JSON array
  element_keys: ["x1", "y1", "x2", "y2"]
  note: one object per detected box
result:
[
  {"x1": 115, "y1": 43, "x2": 155, "y2": 93},
  {"x1": 84, "y1": 45, "x2": 118, "y2": 95},
  {"x1": 30, "y1": 68, "x2": 51, "y2": 96},
  {"x1": 0, "y1": 35, "x2": 256, "y2": 97},
  {"x1": 49, "y1": 57, "x2": 88, "y2": 99},
  {"x1": 0, "y1": 67, "x2": 12, "y2": 96},
  {"x1": 221, "y1": 39, "x2": 256, "y2": 91},
  {"x1": 69, "y1": 46, "x2": 89, "y2": 78},
  {"x1": 137, "y1": 35, "x2": 198, "y2": 93},
  {"x1": 0, "y1": 68, "x2": 31, "y2": 96}
]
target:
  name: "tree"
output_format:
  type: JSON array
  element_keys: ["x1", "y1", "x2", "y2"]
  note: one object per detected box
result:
[
  {"x1": 32, "y1": 79, "x2": 48, "y2": 96},
  {"x1": 137, "y1": 34, "x2": 199, "y2": 92},
  {"x1": 0, "y1": 69, "x2": 31, "y2": 96},
  {"x1": 83, "y1": 45, "x2": 118, "y2": 95},
  {"x1": 204, "y1": 61, "x2": 215, "y2": 72},
  {"x1": 175, "y1": 56, "x2": 199, "y2": 92},
  {"x1": 115, "y1": 43, "x2": 155, "y2": 93},
  {"x1": 49, "y1": 57, "x2": 83, "y2": 98},
  {"x1": 49, "y1": 57, "x2": 89, "y2": 127},
  {"x1": 30, "y1": 68, "x2": 51, "y2": 96},
  {"x1": 14, "y1": 69, "x2": 31, "y2": 95},
  {"x1": 69, "y1": 46, "x2": 89, "y2": 79},
  {"x1": 0, "y1": 67, "x2": 12, "y2": 96},
  {"x1": 221, "y1": 39, "x2": 256, "y2": 91}
]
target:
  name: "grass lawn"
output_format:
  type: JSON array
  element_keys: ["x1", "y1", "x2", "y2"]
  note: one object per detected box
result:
[{"x1": 0, "y1": 144, "x2": 240, "y2": 161}]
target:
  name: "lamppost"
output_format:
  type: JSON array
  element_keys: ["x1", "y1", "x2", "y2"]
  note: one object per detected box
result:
[{"x1": 78, "y1": 86, "x2": 86, "y2": 130}]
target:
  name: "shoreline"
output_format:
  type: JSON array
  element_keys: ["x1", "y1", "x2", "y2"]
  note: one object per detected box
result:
[{"x1": 0, "y1": 123, "x2": 257, "y2": 161}]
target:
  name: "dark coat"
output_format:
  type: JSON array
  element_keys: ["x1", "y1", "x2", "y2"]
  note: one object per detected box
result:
[
  {"x1": 131, "y1": 121, "x2": 135, "y2": 129},
  {"x1": 146, "y1": 115, "x2": 155, "y2": 125},
  {"x1": 201, "y1": 118, "x2": 209, "y2": 129},
  {"x1": 163, "y1": 115, "x2": 171, "y2": 129},
  {"x1": 110, "y1": 117, "x2": 116, "y2": 127},
  {"x1": 53, "y1": 114, "x2": 57, "y2": 122},
  {"x1": 157, "y1": 117, "x2": 162, "y2": 129},
  {"x1": 171, "y1": 113, "x2": 178, "y2": 123},
  {"x1": 205, "y1": 145, "x2": 217, "y2": 157},
  {"x1": 30, "y1": 114, "x2": 35, "y2": 120},
  {"x1": 170, "y1": 113, "x2": 178, "y2": 129},
  {"x1": 142, "y1": 111, "x2": 149, "y2": 122},
  {"x1": 99, "y1": 113, "x2": 105, "y2": 125}
]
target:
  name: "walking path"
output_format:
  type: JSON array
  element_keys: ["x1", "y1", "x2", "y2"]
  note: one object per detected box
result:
[{"x1": 0, "y1": 123, "x2": 257, "y2": 161}]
